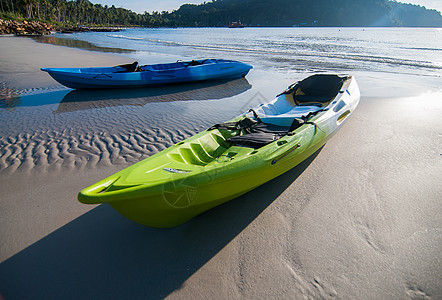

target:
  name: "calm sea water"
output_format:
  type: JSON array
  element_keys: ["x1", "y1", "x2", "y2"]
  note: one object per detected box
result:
[{"x1": 55, "y1": 27, "x2": 442, "y2": 77}]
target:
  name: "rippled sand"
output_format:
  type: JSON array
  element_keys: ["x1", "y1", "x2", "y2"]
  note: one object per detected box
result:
[{"x1": 0, "y1": 78, "x2": 252, "y2": 173}]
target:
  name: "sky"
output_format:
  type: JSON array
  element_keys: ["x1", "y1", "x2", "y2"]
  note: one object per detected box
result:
[{"x1": 89, "y1": 0, "x2": 442, "y2": 14}]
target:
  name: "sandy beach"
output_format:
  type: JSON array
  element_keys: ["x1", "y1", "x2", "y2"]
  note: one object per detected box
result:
[{"x1": 0, "y1": 35, "x2": 441, "y2": 299}]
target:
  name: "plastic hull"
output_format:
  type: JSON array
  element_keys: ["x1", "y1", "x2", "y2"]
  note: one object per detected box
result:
[
  {"x1": 78, "y1": 75, "x2": 360, "y2": 227},
  {"x1": 41, "y1": 59, "x2": 253, "y2": 89}
]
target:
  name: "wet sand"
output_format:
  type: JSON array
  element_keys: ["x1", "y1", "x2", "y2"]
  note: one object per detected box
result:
[
  {"x1": 0, "y1": 36, "x2": 441, "y2": 299},
  {"x1": 0, "y1": 36, "x2": 128, "y2": 92}
]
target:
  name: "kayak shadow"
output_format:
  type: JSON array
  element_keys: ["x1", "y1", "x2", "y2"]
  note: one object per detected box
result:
[
  {"x1": 55, "y1": 78, "x2": 252, "y2": 113},
  {"x1": 0, "y1": 78, "x2": 250, "y2": 111},
  {"x1": 0, "y1": 148, "x2": 321, "y2": 299}
]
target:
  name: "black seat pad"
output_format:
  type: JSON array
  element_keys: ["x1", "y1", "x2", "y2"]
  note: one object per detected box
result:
[
  {"x1": 226, "y1": 121, "x2": 302, "y2": 148},
  {"x1": 295, "y1": 74, "x2": 344, "y2": 104}
]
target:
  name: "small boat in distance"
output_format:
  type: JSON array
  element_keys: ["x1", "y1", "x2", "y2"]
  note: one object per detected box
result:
[
  {"x1": 229, "y1": 21, "x2": 245, "y2": 28},
  {"x1": 41, "y1": 59, "x2": 253, "y2": 89},
  {"x1": 78, "y1": 74, "x2": 360, "y2": 228}
]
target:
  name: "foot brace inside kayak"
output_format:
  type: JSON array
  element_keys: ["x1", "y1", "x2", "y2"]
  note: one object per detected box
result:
[{"x1": 209, "y1": 117, "x2": 304, "y2": 148}]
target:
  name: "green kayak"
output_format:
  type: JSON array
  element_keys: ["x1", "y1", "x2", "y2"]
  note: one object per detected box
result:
[{"x1": 78, "y1": 74, "x2": 360, "y2": 227}]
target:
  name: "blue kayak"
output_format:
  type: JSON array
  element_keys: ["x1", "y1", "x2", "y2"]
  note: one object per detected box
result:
[{"x1": 41, "y1": 59, "x2": 253, "y2": 89}]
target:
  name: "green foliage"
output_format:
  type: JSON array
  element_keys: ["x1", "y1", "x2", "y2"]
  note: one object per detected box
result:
[
  {"x1": 0, "y1": 11, "x2": 25, "y2": 21},
  {"x1": 0, "y1": 0, "x2": 441, "y2": 27},
  {"x1": 0, "y1": 0, "x2": 168, "y2": 26}
]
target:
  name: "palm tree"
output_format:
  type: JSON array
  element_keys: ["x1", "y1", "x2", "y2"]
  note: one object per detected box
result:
[
  {"x1": 9, "y1": 0, "x2": 14, "y2": 13},
  {"x1": 20, "y1": 0, "x2": 34, "y2": 18}
]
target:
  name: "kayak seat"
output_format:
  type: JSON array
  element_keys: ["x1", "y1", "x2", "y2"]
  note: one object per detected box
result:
[
  {"x1": 293, "y1": 94, "x2": 334, "y2": 106},
  {"x1": 253, "y1": 75, "x2": 345, "y2": 127},
  {"x1": 227, "y1": 132, "x2": 282, "y2": 148},
  {"x1": 183, "y1": 59, "x2": 208, "y2": 67},
  {"x1": 226, "y1": 122, "x2": 302, "y2": 149},
  {"x1": 293, "y1": 74, "x2": 345, "y2": 106},
  {"x1": 208, "y1": 117, "x2": 304, "y2": 149},
  {"x1": 114, "y1": 61, "x2": 139, "y2": 73}
]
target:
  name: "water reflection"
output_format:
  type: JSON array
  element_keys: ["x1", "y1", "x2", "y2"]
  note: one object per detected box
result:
[
  {"x1": 0, "y1": 87, "x2": 21, "y2": 110},
  {"x1": 0, "y1": 90, "x2": 71, "y2": 110},
  {"x1": 27, "y1": 35, "x2": 135, "y2": 53},
  {"x1": 55, "y1": 78, "x2": 252, "y2": 113}
]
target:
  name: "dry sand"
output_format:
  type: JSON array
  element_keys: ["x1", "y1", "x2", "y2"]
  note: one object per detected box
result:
[{"x1": 0, "y1": 36, "x2": 441, "y2": 299}]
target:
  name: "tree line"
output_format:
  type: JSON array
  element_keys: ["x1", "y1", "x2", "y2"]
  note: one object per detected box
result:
[
  {"x1": 168, "y1": 0, "x2": 442, "y2": 27},
  {"x1": 1, "y1": 0, "x2": 441, "y2": 27},
  {"x1": 0, "y1": 0, "x2": 170, "y2": 26}
]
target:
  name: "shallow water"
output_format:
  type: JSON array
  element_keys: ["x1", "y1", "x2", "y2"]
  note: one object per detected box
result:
[
  {"x1": 49, "y1": 27, "x2": 442, "y2": 77},
  {"x1": 28, "y1": 35, "x2": 135, "y2": 53},
  {"x1": 0, "y1": 77, "x2": 260, "y2": 172}
]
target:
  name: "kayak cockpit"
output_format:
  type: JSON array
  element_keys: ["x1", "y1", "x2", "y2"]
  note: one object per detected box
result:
[
  {"x1": 141, "y1": 60, "x2": 211, "y2": 71},
  {"x1": 256, "y1": 74, "x2": 349, "y2": 126},
  {"x1": 166, "y1": 116, "x2": 299, "y2": 167},
  {"x1": 165, "y1": 74, "x2": 352, "y2": 166},
  {"x1": 112, "y1": 60, "x2": 215, "y2": 73},
  {"x1": 72, "y1": 60, "x2": 212, "y2": 75},
  {"x1": 291, "y1": 74, "x2": 346, "y2": 106}
]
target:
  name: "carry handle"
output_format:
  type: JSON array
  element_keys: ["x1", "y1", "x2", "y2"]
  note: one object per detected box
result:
[
  {"x1": 271, "y1": 143, "x2": 301, "y2": 165},
  {"x1": 78, "y1": 176, "x2": 120, "y2": 204}
]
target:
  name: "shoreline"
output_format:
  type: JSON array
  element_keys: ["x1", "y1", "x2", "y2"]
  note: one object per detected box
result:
[
  {"x1": 0, "y1": 18, "x2": 127, "y2": 35},
  {"x1": 0, "y1": 36, "x2": 130, "y2": 92},
  {"x1": 0, "y1": 35, "x2": 441, "y2": 299},
  {"x1": 0, "y1": 35, "x2": 184, "y2": 93}
]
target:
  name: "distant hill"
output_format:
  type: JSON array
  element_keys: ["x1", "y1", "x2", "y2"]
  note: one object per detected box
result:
[
  {"x1": 1, "y1": 0, "x2": 441, "y2": 28},
  {"x1": 167, "y1": 0, "x2": 442, "y2": 27}
]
